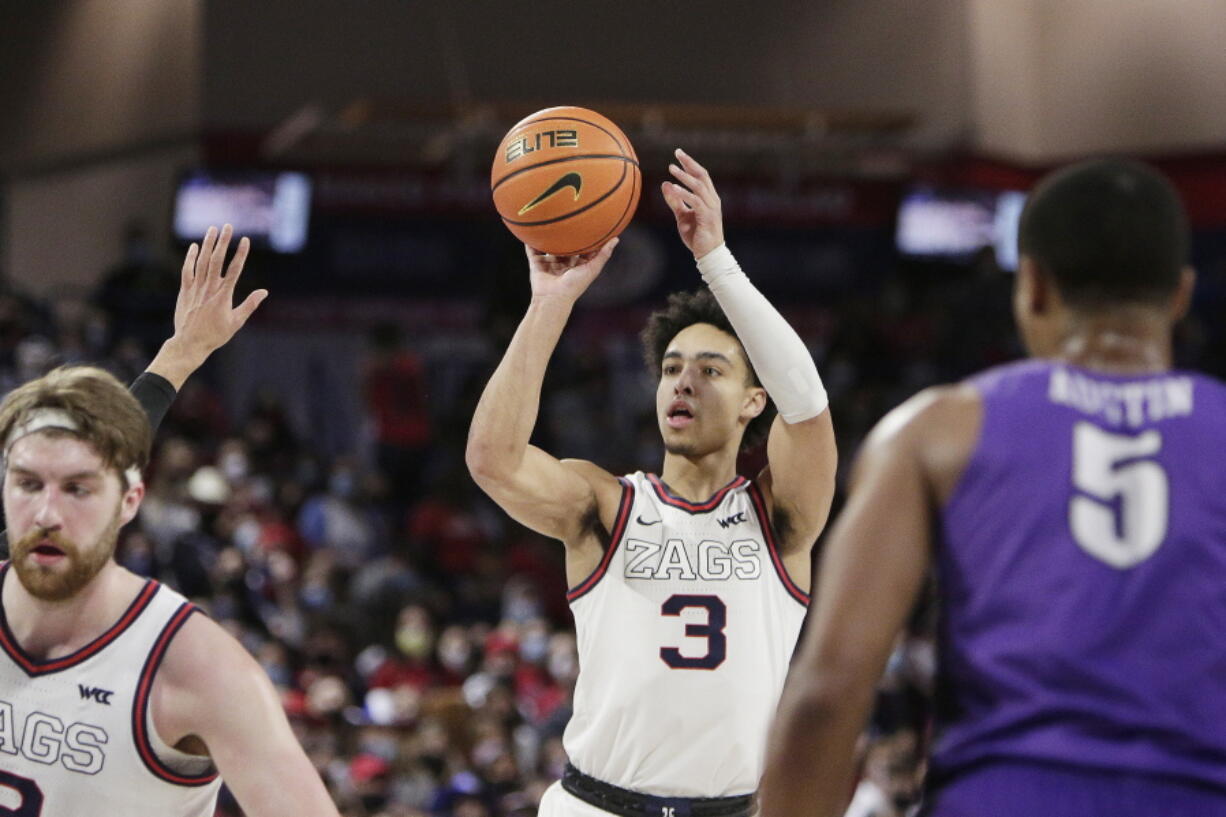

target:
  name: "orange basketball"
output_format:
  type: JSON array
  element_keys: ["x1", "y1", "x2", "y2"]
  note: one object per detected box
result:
[{"x1": 491, "y1": 106, "x2": 641, "y2": 256}]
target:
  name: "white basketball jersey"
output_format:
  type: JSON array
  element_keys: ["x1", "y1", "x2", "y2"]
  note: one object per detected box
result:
[
  {"x1": 0, "y1": 564, "x2": 222, "y2": 817},
  {"x1": 564, "y1": 472, "x2": 809, "y2": 797}
]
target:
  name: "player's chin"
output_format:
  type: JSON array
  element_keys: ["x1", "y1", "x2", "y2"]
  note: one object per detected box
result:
[
  {"x1": 14, "y1": 563, "x2": 85, "y2": 601},
  {"x1": 662, "y1": 433, "x2": 699, "y2": 456}
]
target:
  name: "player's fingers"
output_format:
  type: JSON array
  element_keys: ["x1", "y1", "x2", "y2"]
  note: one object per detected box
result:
[
  {"x1": 180, "y1": 243, "x2": 199, "y2": 289},
  {"x1": 190, "y1": 228, "x2": 218, "y2": 308},
  {"x1": 223, "y1": 237, "x2": 251, "y2": 290},
  {"x1": 524, "y1": 244, "x2": 539, "y2": 261},
  {"x1": 197, "y1": 226, "x2": 219, "y2": 275},
  {"x1": 208, "y1": 224, "x2": 234, "y2": 289},
  {"x1": 661, "y1": 182, "x2": 686, "y2": 213},
  {"x1": 675, "y1": 148, "x2": 710, "y2": 182},
  {"x1": 571, "y1": 238, "x2": 618, "y2": 282},
  {"x1": 673, "y1": 151, "x2": 719, "y2": 207},
  {"x1": 663, "y1": 182, "x2": 699, "y2": 211},
  {"x1": 233, "y1": 289, "x2": 269, "y2": 328},
  {"x1": 524, "y1": 243, "x2": 550, "y2": 270},
  {"x1": 668, "y1": 163, "x2": 702, "y2": 193},
  {"x1": 594, "y1": 237, "x2": 620, "y2": 263}
]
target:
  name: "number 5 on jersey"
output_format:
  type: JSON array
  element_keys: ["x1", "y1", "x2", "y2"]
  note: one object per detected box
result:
[
  {"x1": 660, "y1": 594, "x2": 726, "y2": 670},
  {"x1": 1070, "y1": 421, "x2": 1169, "y2": 569}
]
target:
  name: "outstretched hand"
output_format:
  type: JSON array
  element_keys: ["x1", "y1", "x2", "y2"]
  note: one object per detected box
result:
[
  {"x1": 525, "y1": 238, "x2": 619, "y2": 304},
  {"x1": 147, "y1": 224, "x2": 268, "y2": 390},
  {"x1": 173, "y1": 224, "x2": 267, "y2": 352},
  {"x1": 661, "y1": 149, "x2": 724, "y2": 259}
]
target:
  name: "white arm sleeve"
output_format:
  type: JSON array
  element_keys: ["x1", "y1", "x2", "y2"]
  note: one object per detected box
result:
[{"x1": 697, "y1": 243, "x2": 828, "y2": 423}]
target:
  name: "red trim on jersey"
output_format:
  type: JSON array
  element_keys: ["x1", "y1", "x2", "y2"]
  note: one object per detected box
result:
[
  {"x1": 646, "y1": 473, "x2": 748, "y2": 513},
  {"x1": 0, "y1": 562, "x2": 160, "y2": 677},
  {"x1": 132, "y1": 602, "x2": 219, "y2": 786},
  {"x1": 746, "y1": 483, "x2": 810, "y2": 606},
  {"x1": 566, "y1": 478, "x2": 635, "y2": 603}
]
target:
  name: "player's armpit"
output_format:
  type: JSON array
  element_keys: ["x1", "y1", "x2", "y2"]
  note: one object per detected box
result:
[
  {"x1": 151, "y1": 614, "x2": 341, "y2": 817},
  {"x1": 468, "y1": 444, "x2": 620, "y2": 543},
  {"x1": 759, "y1": 408, "x2": 837, "y2": 553},
  {"x1": 760, "y1": 391, "x2": 945, "y2": 817}
]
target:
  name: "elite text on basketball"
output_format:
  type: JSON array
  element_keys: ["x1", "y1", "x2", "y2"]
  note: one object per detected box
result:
[{"x1": 504, "y1": 129, "x2": 579, "y2": 163}]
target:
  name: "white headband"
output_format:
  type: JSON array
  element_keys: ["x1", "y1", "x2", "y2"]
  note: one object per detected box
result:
[{"x1": 5, "y1": 407, "x2": 143, "y2": 486}]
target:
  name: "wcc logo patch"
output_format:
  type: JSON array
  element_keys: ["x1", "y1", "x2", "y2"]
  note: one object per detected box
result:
[{"x1": 78, "y1": 685, "x2": 113, "y2": 706}]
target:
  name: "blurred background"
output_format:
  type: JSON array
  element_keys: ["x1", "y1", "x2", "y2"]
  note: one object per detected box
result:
[{"x1": 2, "y1": 2, "x2": 1225, "y2": 815}]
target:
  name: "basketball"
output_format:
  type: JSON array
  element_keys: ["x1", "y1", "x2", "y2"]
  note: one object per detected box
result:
[{"x1": 491, "y1": 106, "x2": 641, "y2": 256}]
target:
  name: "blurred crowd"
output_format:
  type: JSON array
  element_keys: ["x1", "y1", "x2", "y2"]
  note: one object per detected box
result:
[{"x1": 1, "y1": 229, "x2": 1224, "y2": 817}]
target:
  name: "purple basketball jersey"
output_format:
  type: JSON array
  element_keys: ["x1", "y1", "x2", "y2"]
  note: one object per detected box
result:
[{"x1": 932, "y1": 359, "x2": 1226, "y2": 795}]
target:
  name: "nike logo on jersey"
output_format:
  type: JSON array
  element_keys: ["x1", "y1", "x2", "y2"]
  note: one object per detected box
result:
[
  {"x1": 636, "y1": 515, "x2": 661, "y2": 526},
  {"x1": 517, "y1": 172, "x2": 583, "y2": 215},
  {"x1": 78, "y1": 685, "x2": 114, "y2": 705},
  {"x1": 0, "y1": 699, "x2": 108, "y2": 774},
  {"x1": 716, "y1": 511, "x2": 746, "y2": 529},
  {"x1": 625, "y1": 538, "x2": 763, "y2": 581}
]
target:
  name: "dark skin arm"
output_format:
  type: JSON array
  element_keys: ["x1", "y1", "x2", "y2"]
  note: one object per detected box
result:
[{"x1": 759, "y1": 384, "x2": 981, "y2": 817}]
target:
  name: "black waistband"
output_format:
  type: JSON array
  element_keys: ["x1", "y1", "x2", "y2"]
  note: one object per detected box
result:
[{"x1": 561, "y1": 764, "x2": 757, "y2": 817}]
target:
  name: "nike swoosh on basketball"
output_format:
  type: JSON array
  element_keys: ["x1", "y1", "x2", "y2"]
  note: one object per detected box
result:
[
  {"x1": 518, "y1": 172, "x2": 583, "y2": 215},
  {"x1": 636, "y1": 515, "x2": 660, "y2": 526}
]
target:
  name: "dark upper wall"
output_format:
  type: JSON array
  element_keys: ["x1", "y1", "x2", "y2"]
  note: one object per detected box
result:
[
  {"x1": 0, "y1": 0, "x2": 200, "y2": 174},
  {"x1": 202, "y1": 0, "x2": 970, "y2": 147}
]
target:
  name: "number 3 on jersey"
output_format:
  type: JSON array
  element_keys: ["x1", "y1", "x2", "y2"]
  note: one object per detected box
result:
[
  {"x1": 660, "y1": 594, "x2": 726, "y2": 670},
  {"x1": 1070, "y1": 421, "x2": 1169, "y2": 569}
]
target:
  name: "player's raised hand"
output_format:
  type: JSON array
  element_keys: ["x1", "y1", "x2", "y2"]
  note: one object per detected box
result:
[
  {"x1": 147, "y1": 224, "x2": 269, "y2": 389},
  {"x1": 173, "y1": 224, "x2": 268, "y2": 356},
  {"x1": 662, "y1": 149, "x2": 725, "y2": 259},
  {"x1": 525, "y1": 238, "x2": 619, "y2": 304}
]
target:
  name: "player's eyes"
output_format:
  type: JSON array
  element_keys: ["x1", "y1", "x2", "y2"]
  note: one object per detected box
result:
[
  {"x1": 17, "y1": 479, "x2": 41, "y2": 492},
  {"x1": 704, "y1": 367, "x2": 720, "y2": 376},
  {"x1": 66, "y1": 484, "x2": 92, "y2": 497}
]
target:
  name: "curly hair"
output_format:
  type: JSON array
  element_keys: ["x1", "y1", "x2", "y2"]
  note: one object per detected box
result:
[{"x1": 640, "y1": 288, "x2": 775, "y2": 451}]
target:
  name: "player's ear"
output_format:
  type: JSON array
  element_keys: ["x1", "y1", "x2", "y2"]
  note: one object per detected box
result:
[
  {"x1": 742, "y1": 385, "x2": 767, "y2": 420},
  {"x1": 1169, "y1": 266, "x2": 1196, "y2": 322},
  {"x1": 1015, "y1": 256, "x2": 1053, "y2": 317},
  {"x1": 118, "y1": 479, "x2": 145, "y2": 526}
]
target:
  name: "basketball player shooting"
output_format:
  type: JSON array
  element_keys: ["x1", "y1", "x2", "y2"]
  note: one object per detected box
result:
[
  {"x1": 0, "y1": 228, "x2": 340, "y2": 816},
  {"x1": 760, "y1": 160, "x2": 1226, "y2": 817},
  {"x1": 467, "y1": 149, "x2": 837, "y2": 817}
]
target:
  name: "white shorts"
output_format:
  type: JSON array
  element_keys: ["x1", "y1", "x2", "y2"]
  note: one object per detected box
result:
[{"x1": 538, "y1": 780, "x2": 618, "y2": 817}]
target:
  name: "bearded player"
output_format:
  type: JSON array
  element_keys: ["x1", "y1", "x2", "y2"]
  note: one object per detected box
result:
[
  {"x1": 467, "y1": 149, "x2": 837, "y2": 817},
  {"x1": 0, "y1": 228, "x2": 339, "y2": 816}
]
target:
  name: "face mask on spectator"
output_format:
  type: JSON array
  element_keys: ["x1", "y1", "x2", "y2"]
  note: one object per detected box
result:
[
  {"x1": 219, "y1": 448, "x2": 249, "y2": 482},
  {"x1": 520, "y1": 633, "x2": 549, "y2": 664},
  {"x1": 396, "y1": 625, "x2": 432, "y2": 660},
  {"x1": 439, "y1": 633, "x2": 472, "y2": 673},
  {"x1": 548, "y1": 649, "x2": 577, "y2": 682}
]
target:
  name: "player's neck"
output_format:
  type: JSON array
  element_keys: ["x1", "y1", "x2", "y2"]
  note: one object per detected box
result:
[
  {"x1": 1053, "y1": 308, "x2": 1172, "y2": 374},
  {"x1": 659, "y1": 450, "x2": 740, "y2": 502},
  {"x1": 2, "y1": 561, "x2": 141, "y2": 660}
]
